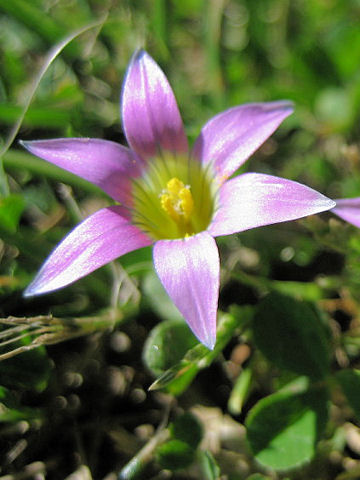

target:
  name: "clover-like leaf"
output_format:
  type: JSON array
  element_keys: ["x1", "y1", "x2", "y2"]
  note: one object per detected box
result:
[
  {"x1": 252, "y1": 292, "x2": 330, "y2": 380},
  {"x1": 246, "y1": 385, "x2": 329, "y2": 470},
  {"x1": 335, "y1": 369, "x2": 360, "y2": 421},
  {"x1": 143, "y1": 319, "x2": 198, "y2": 377},
  {"x1": 156, "y1": 439, "x2": 194, "y2": 471}
]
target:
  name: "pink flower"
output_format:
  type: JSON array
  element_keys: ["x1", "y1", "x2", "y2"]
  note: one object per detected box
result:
[
  {"x1": 21, "y1": 50, "x2": 335, "y2": 349},
  {"x1": 332, "y1": 198, "x2": 360, "y2": 228}
]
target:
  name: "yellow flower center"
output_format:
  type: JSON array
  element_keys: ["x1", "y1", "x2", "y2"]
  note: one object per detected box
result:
[
  {"x1": 160, "y1": 176, "x2": 193, "y2": 220},
  {"x1": 131, "y1": 154, "x2": 217, "y2": 241}
]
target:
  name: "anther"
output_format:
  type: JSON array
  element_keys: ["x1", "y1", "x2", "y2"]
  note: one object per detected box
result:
[{"x1": 160, "y1": 177, "x2": 194, "y2": 223}]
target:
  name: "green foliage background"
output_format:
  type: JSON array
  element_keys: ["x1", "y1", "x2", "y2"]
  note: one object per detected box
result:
[{"x1": 1, "y1": 1, "x2": 360, "y2": 479}]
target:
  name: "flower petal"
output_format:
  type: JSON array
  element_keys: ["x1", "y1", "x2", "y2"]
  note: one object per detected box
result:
[
  {"x1": 332, "y1": 198, "x2": 360, "y2": 228},
  {"x1": 121, "y1": 50, "x2": 188, "y2": 160},
  {"x1": 153, "y1": 232, "x2": 219, "y2": 349},
  {"x1": 192, "y1": 101, "x2": 294, "y2": 181},
  {"x1": 208, "y1": 173, "x2": 336, "y2": 237},
  {"x1": 20, "y1": 138, "x2": 143, "y2": 205},
  {"x1": 24, "y1": 206, "x2": 152, "y2": 296}
]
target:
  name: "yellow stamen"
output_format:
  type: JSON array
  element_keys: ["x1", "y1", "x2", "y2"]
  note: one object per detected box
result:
[
  {"x1": 160, "y1": 177, "x2": 194, "y2": 224},
  {"x1": 131, "y1": 153, "x2": 216, "y2": 240}
]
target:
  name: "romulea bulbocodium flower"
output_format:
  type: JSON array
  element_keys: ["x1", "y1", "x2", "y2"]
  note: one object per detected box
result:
[{"x1": 21, "y1": 49, "x2": 335, "y2": 348}]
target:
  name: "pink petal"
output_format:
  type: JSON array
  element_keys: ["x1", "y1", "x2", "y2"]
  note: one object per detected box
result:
[
  {"x1": 121, "y1": 50, "x2": 188, "y2": 160},
  {"x1": 153, "y1": 232, "x2": 219, "y2": 349},
  {"x1": 332, "y1": 197, "x2": 360, "y2": 228},
  {"x1": 24, "y1": 206, "x2": 152, "y2": 296},
  {"x1": 20, "y1": 138, "x2": 143, "y2": 205},
  {"x1": 192, "y1": 101, "x2": 294, "y2": 181},
  {"x1": 208, "y1": 173, "x2": 336, "y2": 237}
]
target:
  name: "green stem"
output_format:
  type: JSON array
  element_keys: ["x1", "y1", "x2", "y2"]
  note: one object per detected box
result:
[
  {"x1": 231, "y1": 269, "x2": 330, "y2": 301},
  {"x1": 0, "y1": 313, "x2": 122, "y2": 361},
  {"x1": 204, "y1": 0, "x2": 225, "y2": 110},
  {"x1": 118, "y1": 427, "x2": 170, "y2": 479},
  {"x1": 151, "y1": 0, "x2": 169, "y2": 59},
  {"x1": 0, "y1": 156, "x2": 9, "y2": 197},
  {"x1": 228, "y1": 367, "x2": 253, "y2": 415}
]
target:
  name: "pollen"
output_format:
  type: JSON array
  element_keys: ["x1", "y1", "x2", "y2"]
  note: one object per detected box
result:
[{"x1": 160, "y1": 177, "x2": 194, "y2": 223}]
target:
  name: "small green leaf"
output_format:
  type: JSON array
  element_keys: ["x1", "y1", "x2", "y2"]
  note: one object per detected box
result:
[
  {"x1": 143, "y1": 319, "x2": 198, "y2": 377},
  {"x1": 0, "y1": 194, "x2": 25, "y2": 232},
  {"x1": 148, "y1": 358, "x2": 199, "y2": 396},
  {"x1": 148, "y1": 312, "x2": 240, "y2": 395},
  {"x1": 200, "y1": 450, "x2": 221, "y2": 480},
  {"x1": 170, "y1": 412, "x2": 203, "y2": 449},
  {"x1": 252, "y1": 292, "x2": 330, "y2": 380},
  {"x1": 0, "y1": 386, "x2": 40, "y2": 422},
  {"x1": 335, "y1": 369, "x2": 360, "y2": 421},
  {"x1": 156, "y1": 439, "x2": 194, "y2": 471},
  {"x1": 246, "y1": 386, "x2": 329, "y2": 470}
]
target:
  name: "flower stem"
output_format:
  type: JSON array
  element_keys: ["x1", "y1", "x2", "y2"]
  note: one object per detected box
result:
[{"x1": 117, "y1": 428, "x2": 170, "y2": 480}]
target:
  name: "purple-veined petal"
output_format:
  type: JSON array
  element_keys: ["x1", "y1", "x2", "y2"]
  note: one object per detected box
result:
[
  {"x1": 20, "y1": 138, "x2": 143, "y2": 205},
  {"x1": 208, "y1": 173, "x2": 336, "y2": 237},
  {"x1": 153, "y1": 232, "x2": 219, "y2": 349},
  {"x1": 121, "y1": 50, "x2": 188, "y2": 160},
  {"x1": 192, "y1": 101, "x2": 294, "y2": 182},
  {"x1": 332, "y1": 197, "x2": 360, "y2": 228},
  {"x1": 24, "y1": 206, "x2": 152, "y2": 296}
]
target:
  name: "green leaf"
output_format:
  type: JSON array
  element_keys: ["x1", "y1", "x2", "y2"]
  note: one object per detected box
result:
[
  {"x1": 335, "y1": 369, "x2": 360, "y2": 421},
  {"x1": 156, "y1": 439, "x2": 194, "y2": 471},
  {"x1": 0, "y1": 194, "x2": 25, "y2": 232},
  {"x1": 200, "y1": 450, "x2": 221, "y2": 480},
  {"x1": 246, "y1": 386, "x2": 329, "y2": 470},
  {"x1": 148, "y1": 312, "x2": 240, "y2": 395},
  {"x1": 0, "y1": 103, "x2": 71, "y2": 128},
  {"x1": 0, "y1": 386, "x2": 40, "y2": 422},
  {"x1": 0, "y1": 342, "x2": 52, "y2": 392},
  {"x1": 252, "y1": 292, "x2": 330, "y2": 380},
  {"x1": 121, "y1": 246, "x2": 152, "y2": 276},
  {"x1": 143, "y1": 320, "x2": 198, "y2": 377},
  {"x1": 148, "y1": 356, "x2": 199, "y2": 396},
  {"x1": 170, "y1": 412, "x2": 203, "y2": 449},
  {"x1": 0, "y1": 0, "x2": 79, "y2": 58}
]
